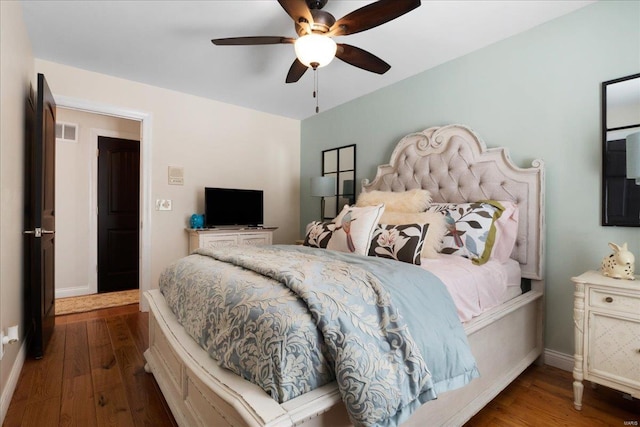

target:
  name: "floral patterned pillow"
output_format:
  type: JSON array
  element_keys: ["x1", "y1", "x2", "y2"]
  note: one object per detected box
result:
[
  {"x1": 368, "y1": 223, "x2": 429, "y2": 265},
  {"x1": 426, "y1": 201, "x2": 505, "y2": 265},
  {"x1": 378, "y1": 211, "x2": 447, "y2": 259},
  {"x1": 303, "y1": 221, "x2": 336, "y2": 248}
]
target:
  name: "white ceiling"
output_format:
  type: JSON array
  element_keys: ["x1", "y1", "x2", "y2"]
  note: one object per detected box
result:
[{"x1": 21, "y1": 0, "x2": 594, "y2": 120}]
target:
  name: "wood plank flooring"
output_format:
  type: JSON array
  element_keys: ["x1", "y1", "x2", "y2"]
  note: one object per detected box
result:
[
  {"x1": 465, "y1": 363, "x2": 639, "y2": 427},
  {"x1": 4, "y1": 304, "x2": 639, "y2": 426},
  {"x1": 4, "y1": 304, "x2": 176, "y2": 427}
]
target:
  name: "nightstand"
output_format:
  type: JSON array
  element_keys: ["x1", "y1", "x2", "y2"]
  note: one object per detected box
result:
[{"x1": 571, "y1": 270, "x2": 640, "y2": 410}]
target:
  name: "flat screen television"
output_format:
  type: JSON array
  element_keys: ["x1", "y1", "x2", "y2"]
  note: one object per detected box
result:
[{"x1": 204, "y1": 187, "x2": 264, "y2": 227}]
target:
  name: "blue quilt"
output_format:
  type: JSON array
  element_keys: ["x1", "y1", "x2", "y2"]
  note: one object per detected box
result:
[{"x1": 160, "y1": 245, "x2": 478, "y2": 427}]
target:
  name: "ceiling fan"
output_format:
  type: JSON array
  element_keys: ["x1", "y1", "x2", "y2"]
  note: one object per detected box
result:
[{"x1": 211, "y1": 0, "x2": 422, "y2": 84}]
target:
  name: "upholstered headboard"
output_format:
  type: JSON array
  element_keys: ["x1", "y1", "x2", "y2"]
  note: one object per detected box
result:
[{"x1": 362, "y1": 124, "x2": 545, "y2": 280}]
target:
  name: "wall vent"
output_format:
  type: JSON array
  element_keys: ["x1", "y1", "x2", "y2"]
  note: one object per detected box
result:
[{"x1": 55, "y1": 122, "x2": 78, "y2": 143}]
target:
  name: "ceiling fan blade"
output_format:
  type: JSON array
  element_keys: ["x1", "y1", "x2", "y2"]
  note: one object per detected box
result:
[
  {"x1": 330, "y1": 0, "x2": 421, "y2": 37},
  {"x1": 278, "y1": 0, "x2": 314, "y2": 28},
  {"x1": 286, "y1": 58, "x2": 308, "y2": 83},
  {"x1": 335, "y1": 44, "x2": 390, "y2": 75},
  {"x1": 212, "y1": 36, "x2": 294, "y2": 46}
]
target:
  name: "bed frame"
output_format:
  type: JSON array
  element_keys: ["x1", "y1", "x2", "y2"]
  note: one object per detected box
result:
[{"x1": 143, "y1": 124, "x2": 545, "y2": 426}]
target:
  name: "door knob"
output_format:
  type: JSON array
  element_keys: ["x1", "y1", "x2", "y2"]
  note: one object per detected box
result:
[{"x1": 23, "y1": 228, "x2": 55, "y2": 238}]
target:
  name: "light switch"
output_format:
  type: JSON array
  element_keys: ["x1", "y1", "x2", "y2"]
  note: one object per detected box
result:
[{"x1": 156, "y1": 199, "x2": 172, "y2": 211}]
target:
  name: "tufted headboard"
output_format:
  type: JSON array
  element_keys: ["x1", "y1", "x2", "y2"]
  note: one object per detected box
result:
[{"x1": 362, "y1": 124, "x2": 545, "y2": 280}]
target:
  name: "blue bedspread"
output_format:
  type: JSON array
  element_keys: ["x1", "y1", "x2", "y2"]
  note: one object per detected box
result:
[{"x1": 159, "y1": 245, "x2": 478, "y2": 427}]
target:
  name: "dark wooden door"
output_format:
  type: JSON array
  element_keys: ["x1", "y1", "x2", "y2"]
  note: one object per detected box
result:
[
  {"x1": 97, "y1": 136, "x2": 140, "y2": 293},
  {"x1": 24, "y1": 73, "x2": 56, "y2": 359}
]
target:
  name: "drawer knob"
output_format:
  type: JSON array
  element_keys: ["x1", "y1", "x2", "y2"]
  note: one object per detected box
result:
[{"x1": 604, "y1": 297, "x2": 613, "y2": 303}]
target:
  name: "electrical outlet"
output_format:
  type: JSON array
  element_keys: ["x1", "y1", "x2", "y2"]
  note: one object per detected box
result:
[
  {"x1": 0, "y1": 326, "x2": 18, "y2": 360},
  {"x1": 155, "y1": 199, "x2": 172, "y2": 211}
]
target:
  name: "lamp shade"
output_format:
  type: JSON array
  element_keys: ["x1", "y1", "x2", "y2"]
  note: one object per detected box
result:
[
  {"x1": 627, "y1": 131, "x2": 640, "y2": 185},
  {"x1": 294, "y1": 34, "x2": 337, "y2": 68},
  {"x1": 311, "y1": 176, "x2": 335, "y2": 197}
]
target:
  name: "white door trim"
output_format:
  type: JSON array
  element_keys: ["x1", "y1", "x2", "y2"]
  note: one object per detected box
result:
[{"x1": 54, "y1": 95, "x2": 152, "y2": 311}]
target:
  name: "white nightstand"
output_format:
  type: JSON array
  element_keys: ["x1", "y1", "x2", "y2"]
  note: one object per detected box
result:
[{"x1": 571, "y1": 270, "x2": 640, "y2": 410}]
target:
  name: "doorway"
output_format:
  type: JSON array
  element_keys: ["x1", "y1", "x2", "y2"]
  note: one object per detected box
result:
[
  {"x1": 53, "y1": 97, "x2": 152, "y2": 311},
  {"x1": 55, "y1": 108, "x2": 141, "y2": 298}
]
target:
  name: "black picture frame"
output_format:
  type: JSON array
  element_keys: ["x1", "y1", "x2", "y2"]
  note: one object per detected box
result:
[
  {"x1": 601, "y1": 73, "x2": 640, "y2": 226},
  {"x1": 322, "y1": 144, "x2": 356, "y2": 220}
]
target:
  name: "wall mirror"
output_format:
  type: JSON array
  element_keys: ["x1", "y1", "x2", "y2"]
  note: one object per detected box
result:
[
  {"x1": 322, "y1": 144, "x2": 356, "y2": 219},
  {"x1": 602, "y1": 73, "x2": 640, "y2": 226}
]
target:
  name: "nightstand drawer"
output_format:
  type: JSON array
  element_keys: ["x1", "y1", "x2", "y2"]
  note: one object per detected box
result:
[{"x1": 589, "y1": 288, "x2": 640, "y2": 314}]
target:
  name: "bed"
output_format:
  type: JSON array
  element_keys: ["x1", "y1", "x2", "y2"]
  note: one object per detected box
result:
[{"x1": 143, "y1": 124, "x2": 545, "y2": 426}]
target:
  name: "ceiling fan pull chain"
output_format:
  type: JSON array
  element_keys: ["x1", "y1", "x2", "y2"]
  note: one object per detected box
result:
[{"x1": 314, "y1": 68, "x2": 320, "y2": 113}]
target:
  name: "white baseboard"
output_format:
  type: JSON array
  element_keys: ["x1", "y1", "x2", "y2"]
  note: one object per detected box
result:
[
  {"x1": 544, "y1": 348, "x2": 574, "y2": 372},
  {"x1": 0, "y1": 339, "x2": 27, "y2": 424},
  {"x1": 55, "y1": 284, "x2": 93, "y2": 299}
]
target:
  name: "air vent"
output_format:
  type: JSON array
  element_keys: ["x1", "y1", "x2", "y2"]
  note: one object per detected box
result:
[{"x1": 55, "y1": 122, "x2": 78, "y2": 143}]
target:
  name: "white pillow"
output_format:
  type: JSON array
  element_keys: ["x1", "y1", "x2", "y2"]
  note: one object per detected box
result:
[{"x1": 328, "y1": 204, "x2": 385, "y2": 255}]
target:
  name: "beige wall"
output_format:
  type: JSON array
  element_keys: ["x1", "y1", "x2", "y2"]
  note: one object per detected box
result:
[
  {"x1": 0, "y1": 0, "x2": 34, "y2": 419},
  {"x1": 55, "y1": 108, "x2": 140, "y2": 298},
  {"x1": 36, "y1": 59, "x2": 301, "y2": 301}
]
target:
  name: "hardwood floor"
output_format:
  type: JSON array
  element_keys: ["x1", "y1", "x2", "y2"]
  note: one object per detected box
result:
[
  {"x1": 4, "y1": 304, "x2": 639, "y2": 427},
  {"x1": 465, "y1": 364, "x2": 639, "y2": 427},
  {"x1": 3, "y1": 304, "x2": 176, "y2": 427}
]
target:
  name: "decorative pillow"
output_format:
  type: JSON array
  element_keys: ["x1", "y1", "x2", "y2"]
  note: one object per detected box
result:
[
  {"x1": 303, "y1": 221, "x2": 336, "y2": 248},
  {"x1": 378, "y1": 211, "x2": 447, "y2": 259},
  {"x1": 490, "y1": 201, "x2": 519, "y2": 263},
  {"x1": 356, "y1": 189, "x2": 431, "y2": 212},
  {"x1": 426, "y1": 201, "x2": 506, "y2": 265},
  {"x1": 329, "y1": 204, "x2": 385, "y2": 255},
  {"x1": 368, "y1": 224, "x2": 429, "y2": 265}
]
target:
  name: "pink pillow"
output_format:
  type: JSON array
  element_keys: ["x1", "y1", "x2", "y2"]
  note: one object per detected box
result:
[{"x1": 490, "y1": 201, "x2": 519, "y2": 263}]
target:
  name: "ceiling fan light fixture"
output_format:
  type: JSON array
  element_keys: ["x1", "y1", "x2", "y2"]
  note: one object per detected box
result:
[{"x1": 294, "y1": 34, "x2": 337, "y2": 68}]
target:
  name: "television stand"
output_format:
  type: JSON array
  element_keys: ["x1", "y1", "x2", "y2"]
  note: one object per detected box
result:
[{"x1": 186, "y1": 227, "x2": 277, "y2": 253}]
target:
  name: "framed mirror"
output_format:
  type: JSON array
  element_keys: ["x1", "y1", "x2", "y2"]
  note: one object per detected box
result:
[
  {"x1": 602, "y1": 73, "x2": 640, "y2": 226},
  {"x1": 322, "y1": 144, "x2": 356, "y2": 220}
]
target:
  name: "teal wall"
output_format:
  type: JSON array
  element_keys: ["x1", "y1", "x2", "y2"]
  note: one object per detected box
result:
[{"x1": 300, "y1": 1, "x2": 640, "y2": 356}]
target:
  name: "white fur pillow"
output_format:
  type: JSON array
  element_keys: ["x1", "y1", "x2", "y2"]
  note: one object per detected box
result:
[
  {"x1": 356, "y1": 189, "x2": 431, "y2": 213},
  {"x1": 379, "y1": 211, "x2": 447, "y2": 259}
]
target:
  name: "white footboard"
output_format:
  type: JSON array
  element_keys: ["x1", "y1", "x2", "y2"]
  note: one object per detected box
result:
[{"x1": 144, "y1": 286, "x2": 543, "y2": 427}]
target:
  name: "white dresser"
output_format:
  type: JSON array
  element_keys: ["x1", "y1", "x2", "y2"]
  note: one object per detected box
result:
[
  {"x1": 571, "y1": 270, "x2": 640, "y2": 410},
  {"x1": 187, "y1": 227, "x2": 277, "y2": 253}
]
